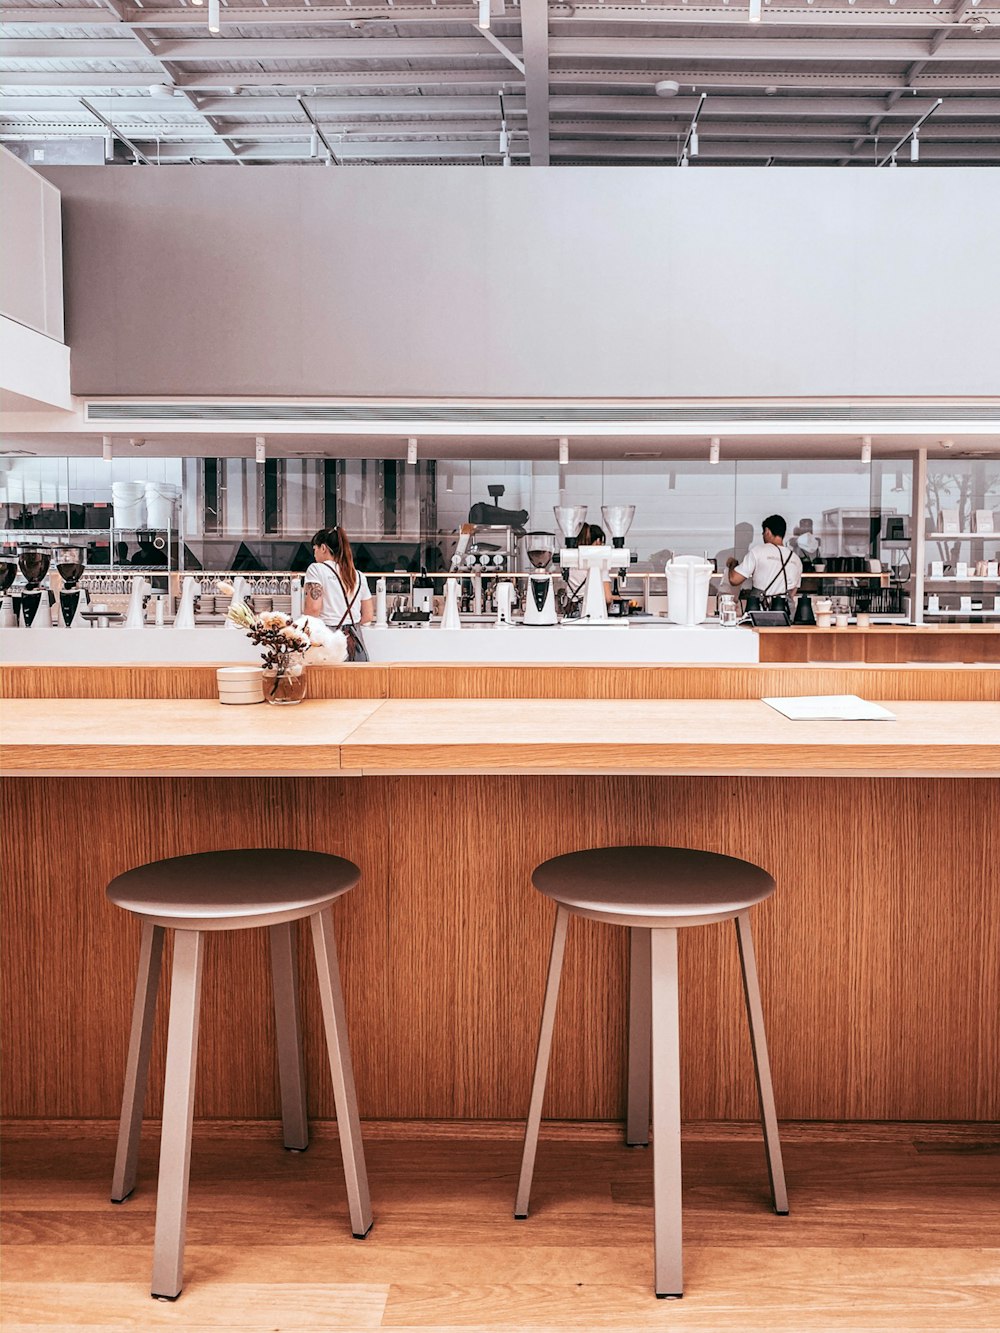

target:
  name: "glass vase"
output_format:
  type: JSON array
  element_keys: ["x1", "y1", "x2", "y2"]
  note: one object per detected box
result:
[{"x1": 262, "y1": 653, "x2": 308, "y2": 705}]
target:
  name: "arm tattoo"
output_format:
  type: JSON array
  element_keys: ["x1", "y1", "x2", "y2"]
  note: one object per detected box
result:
[{"x1": 304, "y1": 582, "x2": 323, "y2": 601}]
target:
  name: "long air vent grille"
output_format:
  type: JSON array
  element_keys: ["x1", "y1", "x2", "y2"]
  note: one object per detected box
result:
[{"x1": 86, "y1": 402, "x2": 1000, "y2": 426}]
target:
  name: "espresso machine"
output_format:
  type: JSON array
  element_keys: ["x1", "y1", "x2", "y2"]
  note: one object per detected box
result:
[
  {"x1": 522, "y1": 534, "x2": 559, "y2": 626},
  {"x1": 555, "y1": 505, "x2": 636, "y2": 625}
]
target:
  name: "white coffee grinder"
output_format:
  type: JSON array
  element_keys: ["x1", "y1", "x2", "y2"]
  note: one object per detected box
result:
[
  {"x1": 522, "y1": 534, "x2": 559, "y2": 626},
  {"x1": 556, "y1": 504, "x2": 636, "y2": 624}
]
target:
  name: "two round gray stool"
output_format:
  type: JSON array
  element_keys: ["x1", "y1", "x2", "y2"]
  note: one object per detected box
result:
[
  {"x1": 107, "y1": 849, "x2": 372, "y2": 1301},
  {"x1": 515, "y1": 846, "x2": 788, "y2": 1298}
]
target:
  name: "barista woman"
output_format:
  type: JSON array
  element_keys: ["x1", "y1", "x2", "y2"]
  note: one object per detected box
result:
[{"x1": 304, "y1": 526, "x2": 373, "y2": 661}]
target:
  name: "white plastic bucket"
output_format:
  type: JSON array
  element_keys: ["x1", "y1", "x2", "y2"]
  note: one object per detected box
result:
[
  {"x1": 112, "y1": 481, "x2": 145, "y2": 530},
  {"x1": 665, "y1": 556, "x2": 713, "y2": 627},
  {"x1": 144, "y1": 481, "x2": 180, "y2": 529}
]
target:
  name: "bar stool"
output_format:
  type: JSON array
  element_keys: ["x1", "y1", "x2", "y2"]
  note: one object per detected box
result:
[
  {"x1": 107, "y1": 849, "x2": 372, "y2": 1301},
  {"x1": 515, "y1": 845, "x2": 788, "y2": 1298}
]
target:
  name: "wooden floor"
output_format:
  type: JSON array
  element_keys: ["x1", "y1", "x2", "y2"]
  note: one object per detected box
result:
[{"x1": 2, "y1": 1120, "x2": 999, "y2": 1332}]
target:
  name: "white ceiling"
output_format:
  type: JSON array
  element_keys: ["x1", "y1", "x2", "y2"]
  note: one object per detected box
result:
[{"x1": 2, "y1": 1, "x2": 999, "y2": 165}]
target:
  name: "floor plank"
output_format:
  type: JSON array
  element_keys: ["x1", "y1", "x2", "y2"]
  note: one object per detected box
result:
[{"x1": 1, "y1": 1122, "x2": 998, "y2": 1331}]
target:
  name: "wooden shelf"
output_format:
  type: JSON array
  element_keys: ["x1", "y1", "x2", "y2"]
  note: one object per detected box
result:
[
  {"x1": 925, "y1": 577, "x2": 1000, "y2": 584},
  {"x1": 927, "y1": 532, "x2": 999, "y2": 540}
]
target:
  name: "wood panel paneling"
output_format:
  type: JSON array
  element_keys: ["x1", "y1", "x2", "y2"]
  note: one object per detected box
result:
[
  {"x1": 0, "y1": 663, "x2": 388, "y2": 700},
  {"x1": 757, "y1": 627, "x2": 1000, "y2": 664},
  {"x1": 4, "y1": 662, "x2": 998, "y2": 703},
  {"x1": 2, "y1": 773, "x2": 997, "y2": 1124}
]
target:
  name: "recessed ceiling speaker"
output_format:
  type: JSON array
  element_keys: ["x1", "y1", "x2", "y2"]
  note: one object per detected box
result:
[{"x1": 654, "y1": 80, "x2": 681, "y2": 98}]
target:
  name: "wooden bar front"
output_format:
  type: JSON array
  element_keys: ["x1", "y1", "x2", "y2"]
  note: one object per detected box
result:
[{"x1": 2, "y1": 665, "x2": 998, "y2": 1128}]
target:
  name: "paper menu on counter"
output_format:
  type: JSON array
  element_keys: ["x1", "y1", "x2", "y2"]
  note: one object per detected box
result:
[{"x1": 762, "y1": 695, "x2": 896, "y2": 722}]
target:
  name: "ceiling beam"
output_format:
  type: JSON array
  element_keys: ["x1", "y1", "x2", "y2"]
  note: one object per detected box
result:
[
  {"x1": 520, "y1": 0, "x2": 550, "y2": 165},
  {"x1": 0, "y1": 4, "x2": 985, "y2": 29},
  {"x1": 6, "y1": 95, "x2": 1000, "y2": 122},
  {"x1": 6, "y1": 35, "x2": 1000, "y2": 63}
]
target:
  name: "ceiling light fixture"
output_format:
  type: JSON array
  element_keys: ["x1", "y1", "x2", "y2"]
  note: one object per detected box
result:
[
  {"x1": 910, "y1": 130, "x2": 919, "y2": 163},
  {"x1": 102, "y1": 436, "x2": 112, "y2": 462},
  {"x1": 681, "y1": 92, "x2": 707, "y2": 164},
  {"x1": 559, "y1": 437, "x2": 570, "y2": 466},
  {"x1": 878, "y1": 98, "x2": 942, "y2": 168},
  {"x1": 407, "y1": 438, "x2": 418, "y2": 465},
  {"x1": 255, "y1": 436, "x2": 266, "y2": 463},
  {"x1": 942, "y1": 438, "x2": 954, "y2": 450},
  {"x1": 208, "y1": 0, "x2": 220, "y2": 33},
  {"x1": 861, "y1": 436, "x2": 872, "y2": 464},
  {"x1": 654, "y1": 80, "x2": 680, "y2": 98},
  {"x1": 477, "y1": 0, "x2": 491, "y2": 30},
  {"x1": 709, "y1": 437, "x2": 721, "y2": 465},
  {"x1": 748, "y1": 0, "x2": 761, "y2": 21},
  {"x1": 190, "y1": 0, "x2": 203, "y2": 5}
]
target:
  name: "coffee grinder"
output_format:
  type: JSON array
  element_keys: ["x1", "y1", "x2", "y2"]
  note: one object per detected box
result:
[
  {"x1": 17, "y1": 545, "x2": 52, "y2": 629},
  {"x1": 556, "y1": 504, "x2": 636, "y2": 624},
  {"x1": 55, "y1": 546, "x2": 89, "y2": 627},
  {"x1": 522, "y1": 534, "x2": 559, "y2": 626}
]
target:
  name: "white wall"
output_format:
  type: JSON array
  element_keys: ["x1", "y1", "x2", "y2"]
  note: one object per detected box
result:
[
  {"x1": 0, "y1": 146, "x2": 63, "y2": 341},
  {"x1": 44, "y1": 166, "x2": 1000, "y2": 400}
]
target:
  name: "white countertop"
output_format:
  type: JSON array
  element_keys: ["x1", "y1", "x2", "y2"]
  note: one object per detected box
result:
[{"x1": 0, "y1": 620, "x2": 759, "y2": 665}]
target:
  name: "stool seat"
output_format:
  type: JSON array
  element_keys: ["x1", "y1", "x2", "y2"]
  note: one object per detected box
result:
[
  {"x1": 532, "y1": 845, "x2": 775, "y2": 927},
  {"x1": 107, "y1": 849, "x2": 360, "y2": 930}
]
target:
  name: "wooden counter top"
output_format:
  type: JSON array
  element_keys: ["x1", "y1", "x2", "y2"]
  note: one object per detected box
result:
[
  {"x1": 2, "y1": 696, "x2": 998, "y2": 777},
  {"x1": 0, "y1": 697, "x2": 381, "y2": 775}
]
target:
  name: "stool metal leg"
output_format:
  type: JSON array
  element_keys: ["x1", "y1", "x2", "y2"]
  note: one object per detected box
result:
[
  {"x1": 310, "y1": 907, "x2": 373, "y2": 1239},
  {"x1": 151, "y1": 928, "x2": 205, "y2": 1301},
  {"x1": 650, "y1": 926, "x2": 683, "y2": 1299},
  {"x1": 735, "y1": 910, "x2": 788, "y2": 1216},
  {"x1": 268, "y1": 922, "x2": 309, "y2": 1151},
  {"x1": 112, "y1": 921, "x2": 165, "y2": 1204},
  {"x1": 515, "y1": 904, "x2": 569, "y2": 1219},
  {"x1": 626, "y1": 926, "x2": 651, "y2": 1147}
]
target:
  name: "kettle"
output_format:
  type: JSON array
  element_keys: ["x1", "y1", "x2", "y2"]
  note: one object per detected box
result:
[
  {"x1": 495, "y1": 580, "x2": 516, "y2": 627},
  {"x1": 793, "y1": 593, "x2": 816, "y2": 626}
]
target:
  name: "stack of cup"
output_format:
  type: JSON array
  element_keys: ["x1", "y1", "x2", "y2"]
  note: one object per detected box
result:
[
  {"x1": 144, "y1": 481, "x2": 181, "y2": 529},
  {"x1": 111, "y1": 481, "x2": 146, "y2": 529},
  {"x1": 216, "y1": 665, "x2": 264, "y2": 705}
]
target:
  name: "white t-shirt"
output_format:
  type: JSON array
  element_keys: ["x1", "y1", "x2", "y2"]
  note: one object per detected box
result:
[
  {"x1": 733, "y1": 543, "x2": 802, "y2": 597},
  {"x1": 304, "y1": 561, "x2": 372, "y2": 628}
]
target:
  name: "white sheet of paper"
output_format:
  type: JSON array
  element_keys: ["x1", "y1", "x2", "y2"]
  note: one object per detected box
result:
[{"x1": 762, "y1": 695, "x2": 896, "y2": 722}]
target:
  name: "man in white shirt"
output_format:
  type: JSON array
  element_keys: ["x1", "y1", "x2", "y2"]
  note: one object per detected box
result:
[{"x1": 726, "y1": 514, "x2": 802, "y2": 609}]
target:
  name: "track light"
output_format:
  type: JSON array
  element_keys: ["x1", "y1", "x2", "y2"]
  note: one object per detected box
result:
[
  {"x1": 910, "y1": 130, "x2": 919, "y2": 163},
  {"x1": 559, "y1": 438, "x2": 569, "y2": 466},
  {"x1": 477, "y1": 0, "x2": 490, "y2": 29},
  {"x1": 680, "y1": 150, "x2": 690, "y2": 168},
  {"x1": 407, "y1": 438, "x2": 418, "y2": 465},
  {"x1": 102, "y1": 436, "x2": 112, "y2": 462},
  {"x1": 709, "y1": 437, "x2": 721, "y2": 465},
  {"x1": 861, "y1": 436, "x2": 872, "y2": 464},
  {"x1": 690, "y1": 127, "x2": 699, "y2": 156},
  {"x1": 208, "y1": 0, "x2": 220, "y2": 33},
  {"x1": 748, "y1": 0, "x2": 761, "y2": 20},
  {"x1": 255, "y1": 436, "x2": 266, "y2": 464}
]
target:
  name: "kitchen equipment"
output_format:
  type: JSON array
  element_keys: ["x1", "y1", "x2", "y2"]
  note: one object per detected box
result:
[
  {"x1": 523, "y1": 535, "x2": 559, "y2": 626},
  {"x1": 172, "y1": 576, "x2": 200, "y2": 629},
  {"x1": 18, "y1": 545, "x2": 50, "y2": 590},
  {"x1": 665, "y1": 556, "x2": 713, "y2": 627},
  {"x1": 18, "y1": 546, "x2": 52, "y2": 629},
  {"x1": 56, "y1": 546, "x2": 88, "y2": 626},
  {"x1": 495, "y1": 580, "x2": 516, "y2": 627},
  {"x1": 112, "y1": 481, "x2": 146, "y2": 530},
  {"x1": 718, "y1": 594, "x2": 741, "y2": 627},
  {"x1": 144, "y1": 481, "x2": 180, "y2": 529},
  {"x1": 412, "y1": 568, "x2": 435, "y2": 615},
  {"x1": 440, "y1": 578, "x2": 462, "y2": 629},
  {"x1": 0, "y1": 560, "x2": 18, "y2": 628},
  {"x1": 0, "y1": 559, "x2": 18, "y2": 595},
  {"x1": 557, "y1": 505, "x2": 636, "y2": 625},
  {"x1": 792, "y1": 594, "x2": 816, "y2": 626},
  {"x1": 468, "y1": 484, "x2": 529, "y2": 530},
  {"x1": 0, "y1": 597, "x2": 15, "y2": 629},
  {"x1": 374, "y1": 577, "x2": 388, "y2": 627},
  {"x1": 123, "y1": 574, "x2": 150, "y2": 629}
]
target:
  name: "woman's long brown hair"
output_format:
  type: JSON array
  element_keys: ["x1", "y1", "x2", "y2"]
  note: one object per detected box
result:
[{"x1": 312, "y1": 526, "x2": 357, "y2": 591}]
